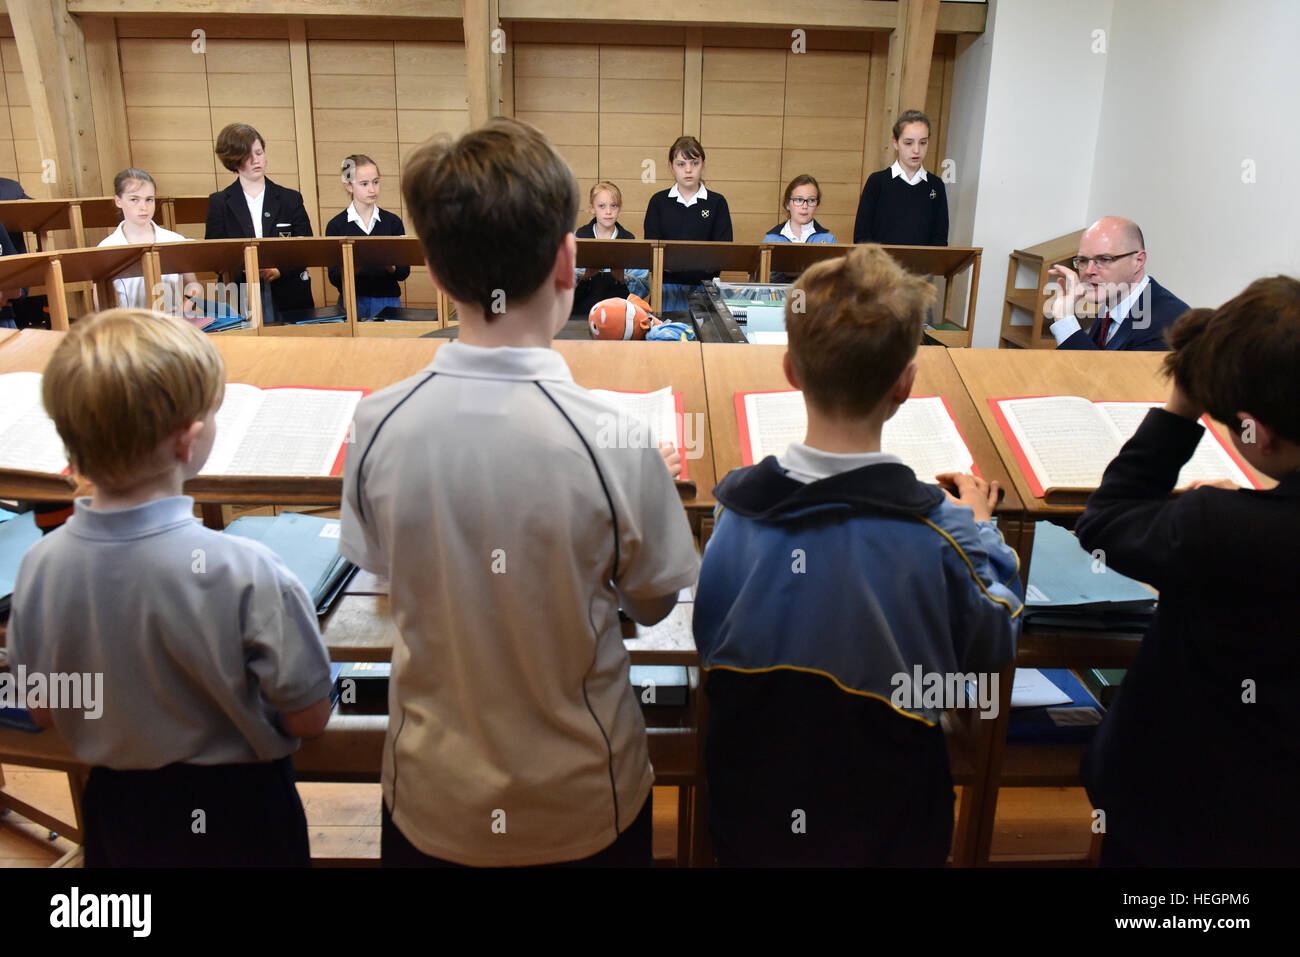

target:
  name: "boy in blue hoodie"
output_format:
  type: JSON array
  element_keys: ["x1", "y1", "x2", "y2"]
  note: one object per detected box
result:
[{"x1": 693, "y1": 244, "x2": 1023, "y2": 866}]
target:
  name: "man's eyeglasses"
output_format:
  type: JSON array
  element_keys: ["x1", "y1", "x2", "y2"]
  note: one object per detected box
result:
[
  {"x1": 789, "y1": 197, "x2": 819, "y2": 207},
  {"x1": 1073, "y1": 251, "x2": 1138, "y2": 269}
]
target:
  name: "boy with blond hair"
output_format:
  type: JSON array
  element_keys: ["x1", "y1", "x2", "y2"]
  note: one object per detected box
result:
[
  {"x1": 341, "y1": 119, "x2": 698, "y2": 867},
  {"x1": 8, "y1": 309, "x2": 333, "y2": 867},
  {"x1": 693, "y1": 245, "x2": 1022, "y2": 866}
]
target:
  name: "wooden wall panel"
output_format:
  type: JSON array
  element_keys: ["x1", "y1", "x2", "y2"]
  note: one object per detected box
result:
[
  {"x1": 306, "y1": 35, "x2": 465, "y2": 308},
  {"x1": 598, "y1": 43, "x2": 682, "y2": 233},
  {"x1": 513, "y1": 42, "x2": 598, "y2": 227},
  {"x1": 701, "y1": 46, "x2": 784, "y2": 241}
]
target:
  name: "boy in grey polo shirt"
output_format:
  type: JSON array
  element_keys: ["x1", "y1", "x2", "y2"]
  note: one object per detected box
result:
[
  {"x1": 342, "y1": 118, "x2": 700, "y2": 867},
  {"x1": 8, "y1": 309, "x2": 333, "y2": 867}
]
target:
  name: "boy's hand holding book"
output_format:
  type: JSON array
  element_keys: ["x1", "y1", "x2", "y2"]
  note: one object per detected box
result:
[
  {"x1": 936, "y1": 471, "x2": 999, "y2": 522},
  {"x1": 659, "y1": 441, "x2": 682, "y2": 480}
]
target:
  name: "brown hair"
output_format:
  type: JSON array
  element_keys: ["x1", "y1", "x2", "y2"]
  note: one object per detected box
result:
[
  {"x1": 786, "y1": 245, "x2": 935, "y2": 417},
  {"x1": 589, "y1": 181, "x2": 622, "y2": 206},
  {"x1": 113, "y1": 168, "x2": 155, "y2": 197},
  {"x1": 214, "y1": 123, "x2": 264, "y2": 173},
  {"x1": 401, "y1": 118, "x2": 578, "y2": 317},
  {"x1": 782, "y1": 174, "x2": 821, "y2": 208},
  {"x1": 668, "y1": 136, "x2": 705, "y2": 165},
  {"x1": 1164, "y1": 276, "x2": 1300, "y2": 443},
  {"x1": 342, "y1": 154, "x2": 378, "y2": 184},
  {"x1": 42, "y1": 309, "x2": 225, "y2": 488},
  {"x1": 892, "y1": 110, "x2": 931, "y2": 141}
]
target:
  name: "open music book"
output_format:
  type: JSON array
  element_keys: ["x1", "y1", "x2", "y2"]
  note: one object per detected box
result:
[
  {"x1": 989, "y1": 396, "x2": 1258, "y2": 501},
  {"x1": 735, "y1": 390, "x2": 977, "y2": 482},
  {"x1": 0, "y1": 372, "x2": 362, "y2": 483},
  {"x1": 590, "y1": 386, "x2": 689, "y2": 482},
  {"x1": 0, "y1": 372, "x2": 72, "y2": 478},
  {"x1": 200, "y1": 384, "x2": 362, "y2": 477}
]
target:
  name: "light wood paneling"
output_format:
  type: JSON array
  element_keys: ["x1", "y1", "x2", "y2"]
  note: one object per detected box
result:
[{"x1": 519, "y1": 110, "x2": 598, "y2": 145}]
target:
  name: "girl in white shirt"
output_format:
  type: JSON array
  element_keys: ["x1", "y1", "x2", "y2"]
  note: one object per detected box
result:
[{"x1": 97, "y1": 169, "x2": 200, "y2": 321}]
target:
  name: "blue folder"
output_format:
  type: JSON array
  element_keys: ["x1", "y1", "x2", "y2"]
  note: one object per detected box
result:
[
  {"x1": 1007, "y1": 668, "x2": 1103, "y2": 745},
  {"x1": 224, "y1": 513, "x2": 356, "y2": 615}
]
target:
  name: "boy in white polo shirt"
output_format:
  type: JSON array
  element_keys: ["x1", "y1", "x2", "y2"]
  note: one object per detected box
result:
[
  {"x1": 341, "y1": 118, "x2": 700, "y2": 867},
  {"x1": 8, "y1": 309, "x2": 333, "y2": 867}
]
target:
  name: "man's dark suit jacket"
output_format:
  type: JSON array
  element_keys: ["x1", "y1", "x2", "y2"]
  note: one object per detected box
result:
[
  {"x1": 1078, "y1": 409, "x2": 1300, "y2": 864},
  {"x1": 1057, "y1": 276, "x2": 1189, "y2": 351},
  {"x1": 205, "y1": 178, "x2": 314, "y2": 312},
  {"x1": 0, "y1": 177, "x2": 32, "y2": 254}
]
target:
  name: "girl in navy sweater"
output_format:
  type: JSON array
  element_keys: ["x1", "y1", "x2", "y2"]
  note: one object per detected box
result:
[
  {"x1": 643, "y1": 136, "x2": 732, "y2": 310},
  {"x1": 325, "y1": 154, "x2": 410, "y2": 318},
  {"x1": 853, "y1": 110, "x2": 948, "y2": 246}
]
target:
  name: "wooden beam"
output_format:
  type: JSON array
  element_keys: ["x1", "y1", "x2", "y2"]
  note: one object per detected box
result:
[
  {"x1": 64, "y1": 0, "x2": 984, "y2": 33},
  {"x1": 488, "y1": 0, "x2": 503, "y2": 117},
  {"x1": 862, "y1": 30, "x2": 890, "y2": 181},
  {"x1": 464, "y1": 0, "x2": 492, "y2": 127},
  {"x1": 81, "y1": 16, "x2": 131, "y2": 194},
  {"x1": 287, "y1": 18, "x2": 319, "y2": 234},
  {"x1": 8, "y1": 0, "x2": 104, "y2": 197},
  {"x1": 937, "y1": 0, "x2": 986, "y2": 34},
  {"x1": 898, "y1": 0, "x2": 940, "y2": 116},
  {"x1": 879, "y1": 0, "x2": 907, "y2": 172},
  {"x1": 682, "y1": 27, "x2": 702, "y2": 138},
  {"x1": 498, "y1": 13, "x2": 514, "y2": 117},
  {"x1": 69, "y1": 0, "x2": 461, "y2": 15},
  {"x1": 500, "y1": 0, "x2": 898, "y2": 29}
]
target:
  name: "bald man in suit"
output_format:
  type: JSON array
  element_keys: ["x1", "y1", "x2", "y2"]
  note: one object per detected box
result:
[{"x1": 1048, "y1": 217, "x2": 1189, "y2": 351}]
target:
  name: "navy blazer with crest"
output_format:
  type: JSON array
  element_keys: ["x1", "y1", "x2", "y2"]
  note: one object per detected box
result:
[
  {"x1": 1056, "y1": 276, "x2": 1189, "y2": 352},
  {"x1": 205, "y1": 178, "x2": 315, "y2": 312}
]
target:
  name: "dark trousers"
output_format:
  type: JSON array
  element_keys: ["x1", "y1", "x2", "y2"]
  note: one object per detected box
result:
[
  {"x1": 381, "y1": 797, "x2": 653, "y2": 868},
  {"x1": 82, "y1": 755, "x2": 311, "y2": 867}
]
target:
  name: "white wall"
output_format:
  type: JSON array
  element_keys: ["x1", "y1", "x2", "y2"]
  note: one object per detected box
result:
[
  {"x1": 1086, "y1": 0, "x2": 1300, "y2": 310},
  {"x1": 951, "y1": 0, "x2": 1114, "y2": 346}
]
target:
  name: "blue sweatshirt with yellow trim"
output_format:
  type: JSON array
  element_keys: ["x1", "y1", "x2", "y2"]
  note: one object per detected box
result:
[{"x1": 693, "y1": 457, "x2": 1022, "y2": 865}]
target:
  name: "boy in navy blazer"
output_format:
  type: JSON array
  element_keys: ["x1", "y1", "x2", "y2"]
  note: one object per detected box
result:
[
  {"x1": 1048, "y1": 217, "x2": 1188, "y2": 350},
  {"x1": 205, "y1": 123, "x2": 314, "y2": 316},
  {"x1": 1078, "y1": 276, "x2": 1300, "y2": 865}
]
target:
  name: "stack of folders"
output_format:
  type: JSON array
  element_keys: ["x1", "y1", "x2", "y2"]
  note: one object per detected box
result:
[
  {"x1": 1023, "y1": 521, "x2": 1156, "y2": 631},
  {"x1": 189, "y1": 299, "x2": 250, "y2": 333},
  {"x1": 223, "y1": 512, "x2": 356, "y2": 616},
  {"x1": 1007, "y1": 668, "x2": 1104, "y2": 744},
  {"x1": 0, "y1": 511, "x2": 42, "y2": 623}
]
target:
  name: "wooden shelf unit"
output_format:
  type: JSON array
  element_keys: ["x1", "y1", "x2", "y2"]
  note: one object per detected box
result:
[{"x1": 999, "y1": 230, "x2": 1084, "y2": 349}]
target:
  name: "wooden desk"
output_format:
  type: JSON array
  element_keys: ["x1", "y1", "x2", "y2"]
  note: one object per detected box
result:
[
  {"x1": 948, "y1": 349, "x2": 1274, "y2": 524},
  {"x1": 762, "y1": 243, "x2": 983, "y2": 347},
  {"x1": 0, "y1": 333, "x2": 713, "y2": 513},
  {"x1": 700, "y1": 342, "x2": 1024, "y2": 519},
  {"x1": 0, "y1": 199, "x2": 73, "y2": 251}
]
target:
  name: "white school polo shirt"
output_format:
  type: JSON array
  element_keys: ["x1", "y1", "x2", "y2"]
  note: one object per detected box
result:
[
  {"x1": 340, "y1": 342, "x2": 700, "y2": 866},
  {"x1": 8, "y1": 496, "x2": 333, "y2": 768},
  {"x1": 97, "y1": 222, "x2": 191, "y2": 313}
]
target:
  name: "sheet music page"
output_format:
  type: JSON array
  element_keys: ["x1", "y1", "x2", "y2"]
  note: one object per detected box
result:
[
  {"x1": 882, "y1": 396, "x2": 975, "y2": 484},
  {"x1": 996, "y1": 396, "x2": 1118, "y2": 490},
  {"x1": 1096, "y1": 402, "x2": 1254, "y2": 488},
  {"x1": 0, "y1": 372, "x2": 69, "y2": 474},
  {"x1": 589, "y1": 387, "x2": 676, "y2": 449},
  {"x1": 206, "y1": 387, "x2": 362, "y2": 476},
  {"x1": 199, "y1": 383, "x2": 266, "y2": 475},
  {"x1": 741, "y1": 390, "x2": 806, "y2": 462}
]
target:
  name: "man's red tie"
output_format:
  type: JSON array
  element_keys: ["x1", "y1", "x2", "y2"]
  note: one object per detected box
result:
[{"x1": 1093, "y1": 312, "x2": 1112, "y2": 347}]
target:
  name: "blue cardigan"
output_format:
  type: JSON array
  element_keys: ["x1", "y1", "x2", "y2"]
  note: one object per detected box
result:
[{"x1": 761, "y1": 219, "x2": 837, "y2": 244}]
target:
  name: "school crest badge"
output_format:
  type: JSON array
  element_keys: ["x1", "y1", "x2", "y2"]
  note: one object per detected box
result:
[
  {"x1": 929, "y1": 189, "x2": 937, "y2": 199},
  {"x1": 701, "y1": 209, "x2": 710, "y2": 218}
]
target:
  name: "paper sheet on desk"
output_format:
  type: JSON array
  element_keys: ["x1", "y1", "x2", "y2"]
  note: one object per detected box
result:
[{"x1": 1011, "y1": 668, "x2": 1072, "y2": 708}]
